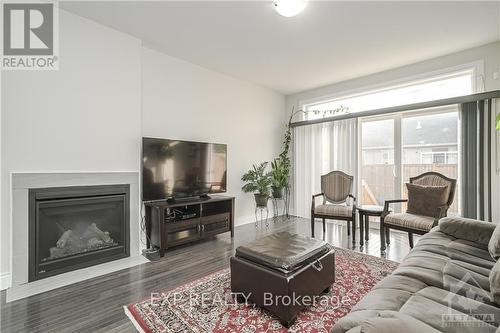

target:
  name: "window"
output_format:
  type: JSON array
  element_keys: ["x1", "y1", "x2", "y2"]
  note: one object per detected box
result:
[
  {"x1": 401, "y1": 111, "x2": 460, "y2": 213},
  {"x1": 360, "y1": 118, "x2": 396, "y2": 205},
  {"x1": 297, "y1": 66, "x2": 476, "y2": 216},
  {"x1": 420, "y1": 150, "x2": 458, "y2": 164},
  {"x1": 303, "y1": 69, "x2": 475, "y2": 120},
  {"x1": 360, "y1": 109, "x2": 461, "y2": 214}
]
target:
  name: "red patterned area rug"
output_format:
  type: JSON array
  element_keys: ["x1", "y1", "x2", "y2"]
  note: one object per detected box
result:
[{"x1": 124, "y1": 247, "x2": 399, "y2": 333}]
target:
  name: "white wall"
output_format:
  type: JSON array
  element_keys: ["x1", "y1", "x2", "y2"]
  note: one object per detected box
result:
[
  {"x1": 0, "y1": 10, "x2": 142, "y2": 289},
  {"x1": 142, "y1": 47, "x2": 285, "y2": 225}
]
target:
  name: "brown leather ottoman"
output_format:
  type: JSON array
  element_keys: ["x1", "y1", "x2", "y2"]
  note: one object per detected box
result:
[{"x1": 230, "y1": 231, "x2": 335, "y2": 327}]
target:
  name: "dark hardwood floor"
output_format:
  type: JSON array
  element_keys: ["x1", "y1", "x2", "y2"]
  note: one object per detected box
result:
[{"x1": 0, "y1": 217, "x2": 413, "y2": 333}]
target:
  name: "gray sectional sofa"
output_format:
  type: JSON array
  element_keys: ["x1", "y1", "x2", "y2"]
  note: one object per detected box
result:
[{"x1": 332, "y1": 216, "x2": 500, "y2": 333}]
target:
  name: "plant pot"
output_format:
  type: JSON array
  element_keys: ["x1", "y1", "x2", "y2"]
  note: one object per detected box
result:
[
  {"x1": 254, "y1": 193, "x2": 269, "y2": 207},
  {"x1": 272, "y1": 186, "x2": 284, "y2": 199}
]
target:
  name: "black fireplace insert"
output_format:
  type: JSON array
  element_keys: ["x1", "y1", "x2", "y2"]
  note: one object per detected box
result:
[{"x1": 29, "y1": 185, "x2": 130, "y2": 281}]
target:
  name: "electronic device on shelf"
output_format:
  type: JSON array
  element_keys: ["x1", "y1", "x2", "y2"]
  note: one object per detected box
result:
[{"x1": 165, "y1": 206, "x2": 200, "y2": 223}]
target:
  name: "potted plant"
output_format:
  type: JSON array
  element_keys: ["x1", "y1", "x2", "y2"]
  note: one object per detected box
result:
[
  {"x1": 269, "y1": 110, "x2": 294, "y2": 200},
  {"x1": 270, "y1": 157, "x2": 288, "y2": 198},
  {"x1": 241, "y1": 162, "x2": 272, "y2": 207}
]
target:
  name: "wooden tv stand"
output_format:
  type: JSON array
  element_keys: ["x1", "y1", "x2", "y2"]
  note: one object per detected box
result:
[{"x1": 144, "y1": 195, "x2": 234, "y2": 256}]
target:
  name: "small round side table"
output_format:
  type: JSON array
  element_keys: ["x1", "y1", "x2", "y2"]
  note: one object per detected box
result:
[{"x1": 357, "y1": 205, "x2": 386, "y2": 247}]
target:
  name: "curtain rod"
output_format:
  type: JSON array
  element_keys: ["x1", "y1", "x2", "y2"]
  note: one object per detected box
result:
[{"x1": 290, "y1": 90, "x2": 500, "y2": 128}]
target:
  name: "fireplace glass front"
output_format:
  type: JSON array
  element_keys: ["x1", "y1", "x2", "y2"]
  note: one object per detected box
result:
[{"x1": 29, "y1": 185, "x2": 130, "y2": 281}]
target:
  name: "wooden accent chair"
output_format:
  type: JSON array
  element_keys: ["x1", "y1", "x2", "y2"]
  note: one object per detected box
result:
[
  {"x1": 380, "y1": 172, "x2": 457, "y2": 251},
  {"x1": 311, "y1": 171, "x2": 357, "y2": 242}
]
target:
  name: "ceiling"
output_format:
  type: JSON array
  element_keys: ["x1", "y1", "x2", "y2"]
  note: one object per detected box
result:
[{"x1": 60, "y1": 1, "x2": 500, "y2": 95}]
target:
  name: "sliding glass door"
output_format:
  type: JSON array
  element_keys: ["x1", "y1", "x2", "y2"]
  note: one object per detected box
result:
[
  {"x1": 360, "y1": 118, "x2": 398, "y2": 207},
  {"x1": 360, "y1": 107, "x2": 460, "y2": 214},
  {"x1": 401, "y1": 109, "x2": 460, "y2": 214}
]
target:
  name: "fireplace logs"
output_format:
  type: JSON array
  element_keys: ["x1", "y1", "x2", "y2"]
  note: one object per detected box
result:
[
  {"x1": 46, "y1": 222, "x2": 116, "y2": 261},
  {"x1": 56, "y1": 229, "x2": 72, "y2": 248}
]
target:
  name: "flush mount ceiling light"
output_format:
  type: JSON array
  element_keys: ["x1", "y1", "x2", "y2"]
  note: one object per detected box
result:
[{"x1": 274, "y1": 0, "x2": 308, "y2": 17}]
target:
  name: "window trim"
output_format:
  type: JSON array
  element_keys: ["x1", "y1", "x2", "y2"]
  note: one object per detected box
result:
[{"x1": 298, "y1": 61, "x2": 484, "y2": 114}]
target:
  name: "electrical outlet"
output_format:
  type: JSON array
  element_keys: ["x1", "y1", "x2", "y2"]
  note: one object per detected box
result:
[{"x1": 494, "y1": 72, "x2": 500, "y2": 80}]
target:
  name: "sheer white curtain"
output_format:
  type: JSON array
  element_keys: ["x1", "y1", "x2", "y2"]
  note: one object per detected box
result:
[{"x1": 292, "y1": 118, "x2": 358, "y2": 218}]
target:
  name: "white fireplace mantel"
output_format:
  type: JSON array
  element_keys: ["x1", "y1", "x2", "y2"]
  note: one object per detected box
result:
[{"x1": 7, "y1": 172, "x2": 148, "y2": 302}]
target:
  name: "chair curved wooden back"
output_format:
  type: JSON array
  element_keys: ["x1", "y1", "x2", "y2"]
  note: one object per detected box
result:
[{"x1": 321, "y1": 171, "x2": 353, "y2": 204}]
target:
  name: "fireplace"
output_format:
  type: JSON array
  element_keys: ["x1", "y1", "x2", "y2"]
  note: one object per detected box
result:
[{"x1": 28, "y1": 185, "x2": 130, "y2": 281}]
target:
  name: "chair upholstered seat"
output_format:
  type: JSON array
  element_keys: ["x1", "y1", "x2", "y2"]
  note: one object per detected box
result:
[
  {"x1": 384, "y1": 213, "x2": 435, "y2": 232},
  {"x1": 311, "y1": 170, "x2": 356, "y2": 241},
  {"x1": 314, "y1": 204, "x2": 353, "y2": 218},
  {"x1": 380, "y1": 172, "x2": 457, "y2": 251}
]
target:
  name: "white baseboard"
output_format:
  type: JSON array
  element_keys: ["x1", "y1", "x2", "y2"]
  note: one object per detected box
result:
[
  {"x1": 235, "y1": 214, "x2": 258, "y2": 226},
  {"x1": 235, "y1": 213, "x2": 289, "y2": 227},
  {"x1": 6, "y1": 255, "x2": 148, "y2": 302},
  {"x1": 0, "y1": 272, "x2": 11, "y2": 290}
]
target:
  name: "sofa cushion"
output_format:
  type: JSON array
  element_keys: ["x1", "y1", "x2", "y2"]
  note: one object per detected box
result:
[
  {"x1": 384, "y1": 213, "x2": 435, "y2": 231},
  {"x1": 351, "y1": 289, "x2": 413, "y2": 312},
  {"x1": 314, "y1": 204, "x2": 352, "y2": 217},
  {"x1": 444, "y1": 260, "x2": 491, "y2": 291},
  {"x1": 446, "y1": 247, "x2": 496, "y2": 270},
  {"x1": 417, "y1": 286, "x2": 500, "y2": 325},
  {"x1": 372, "y1": 275, "x2": 428, "y2": 294},
  {"x1": 331, "y1": 310, "x2": 383, "y2": 333},
  {"x1": 489, "y1": 223, "x2": 500, "y2": 260},
  {"x1": 439, "y1": 217, "x2": 495, "y2": 246},
  {"x1": 490, "y1": 260, "x2": 500, "y2": 305},
  {"x1": 443, "y1": 275, "x2": 497, "y2": 308},
  {"x1": 400, "y1": 292, "x2": 497, "y2": 333},
  {"x1": 359, "y1": 311, "x2": 441, "y2": 333},
  {"x1": 406, "y1": 183, "x2": 448, "y2": 218}
]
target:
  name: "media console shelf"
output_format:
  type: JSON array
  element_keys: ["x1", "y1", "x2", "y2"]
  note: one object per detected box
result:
[{"x1": 144, "y1": 195, "x2": 234, "y2": 256}]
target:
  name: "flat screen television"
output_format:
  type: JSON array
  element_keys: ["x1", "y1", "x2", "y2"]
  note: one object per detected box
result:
[{"x1": 142, "y1": 137, "x2": 227, "y2": 201}]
